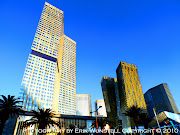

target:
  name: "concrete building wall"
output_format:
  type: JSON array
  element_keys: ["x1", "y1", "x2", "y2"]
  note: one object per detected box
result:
[
  {"x1": 95, "y1": 99, "x2": 107, "y2": 117},
  {"x1": 76, "y1": 94, "x2": 91, "y2": 116}
]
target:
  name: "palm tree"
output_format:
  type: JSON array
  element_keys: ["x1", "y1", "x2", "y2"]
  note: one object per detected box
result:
[
  {"x1": 123, "y1": 105, "x2": 143, "y2": 129},
  {"x1": 139, "y1": 113, "x2": 152, "y2": 135},
  {"x1": 90, "y1": 117, "x2": 117, "y2": 130},
  {"x1": 90, "y1": 117, "x2": 107, "y2": 129},
  {"x1": 139, "y1": 113, "x2": 152, "y2": 129},
  {"x1": 25, "y1": 109, "x2": 59, "y2": 135},
  {"x1": 0, "y1": 95, "x2": 23, "y2": 135}
]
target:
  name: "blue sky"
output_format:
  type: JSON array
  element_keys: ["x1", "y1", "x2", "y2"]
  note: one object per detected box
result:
[{"x1": 0, "y1": 0, "x2": 180, "y2": 111}]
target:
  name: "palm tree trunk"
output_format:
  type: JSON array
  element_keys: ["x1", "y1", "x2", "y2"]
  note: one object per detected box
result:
[
  {"x1": 0, "y1": 120, "x2": 6, "y2": 135},
  {"x1": 0, "y1": 114, "x2": 9, "y2": 135},
  {"x1": 144, "y1": 124, "x2": 148, "y2": 129},
  {"x1": 38, "y1": 124, "x2": 46, "y2": 135},
  {"x1": 133, "y1": 118, "x2": 139, "y2": 129},
  {"x1": 144, "y1": 124, "x2": 151, "y2": 135},
  {"x1": 135, "y1": 123, "x2": 139, "y2": 129},
  {"x1": 0, "y1": 125, "x2": 4, "y2": 135}
]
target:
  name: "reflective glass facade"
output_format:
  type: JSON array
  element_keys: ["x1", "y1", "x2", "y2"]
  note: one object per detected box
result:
[
  {"x1": 116, "y1": 61, "x2": 147, "y2": 128},
  {"x1": 101, "y1": 76, "x2": 121, "y2": 121},
  {"x1": 19, "y1": 2, "x2": 76, "y2": 115},
  {"x1": 20, "y1": 54, "x2": 56, "y2": 110},
  {"x1": 53, "y1": 35, "x2": 76, "y2": 114},
  {"x1": 144, "y1": 83, "x2": 179, "y2": 118},
  {"x1": 31, "y1": 2, "x2": 64, "y2": 58}
]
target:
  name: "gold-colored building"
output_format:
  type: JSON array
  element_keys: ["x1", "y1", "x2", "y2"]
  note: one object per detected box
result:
[
  {"x1": 19, "y1": 2, "x2": 76, "y2": 115},
  {"x1": 116, "y1": 61, "x2": 146, "y2": 128}
]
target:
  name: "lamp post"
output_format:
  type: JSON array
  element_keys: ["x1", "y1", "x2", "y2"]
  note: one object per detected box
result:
[
  {"x1": 153, "y1": 108, "x2": 163, "y2": 135},
  {"x1": 90, "y1": 106, "x2": 102, "y2": 132}
]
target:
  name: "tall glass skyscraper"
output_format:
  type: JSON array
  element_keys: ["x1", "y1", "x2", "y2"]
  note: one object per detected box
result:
[
  {"x1": 116, "y1": 61, "x2": 147, "y2": 128},
  {"x1": 144, "y1": 83, "x2": 179, "y2": 118},
  {"x1": 19, "y1": 2, "x2": 76, "y2": 115},
  {"x1": 101, "y1": 76, "x2": 121, "y2": 121}
]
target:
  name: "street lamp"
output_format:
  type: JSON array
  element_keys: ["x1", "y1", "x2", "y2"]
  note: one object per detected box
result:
[
  {"x1": 90, "y1": 106, "x2": 102, "y2": 132},
  {"x1": 153, "y1": 108, "x2": 163, "y2": 135},
  {"x1": 105, "y1": 124, "x2": 110, "y2": 130}
]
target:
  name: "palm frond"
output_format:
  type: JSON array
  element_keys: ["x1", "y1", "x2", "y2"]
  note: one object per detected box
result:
[{"x1": 25, "y1": 108, "x2": 59, "y2": 130}]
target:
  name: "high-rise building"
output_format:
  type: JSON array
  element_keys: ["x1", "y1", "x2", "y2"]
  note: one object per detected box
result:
[
  {"x1": 76, "y1": 94, "x2": 91, "y2": 116},
  {"x1": 52, "y1": 35, "x2": 76, "y2": 114},
  {"x1": 144, "y1": 83, "x2": 179, "y2": 118},
  {"x1": 101, "y1": 76, "x2": 121, "y2": 121},
  {"x1": 95, "y1": 99, "x2": 107, "y2": 117},
  {"x1": 19, "y1": 2, "x2": 76, "y2": 115},
  {"x1": 116, "y1": 61, "x2": 147, "y2": 128}
]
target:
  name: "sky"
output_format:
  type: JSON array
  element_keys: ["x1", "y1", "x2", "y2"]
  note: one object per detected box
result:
[{"x1": 0, "y1": 0, "x2": 180, "y2": 111}]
